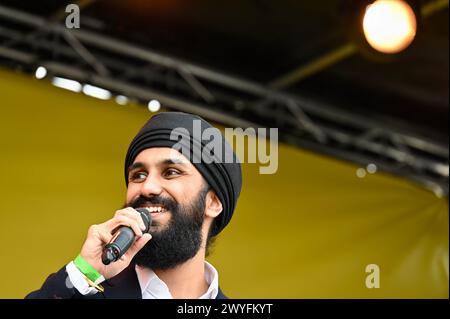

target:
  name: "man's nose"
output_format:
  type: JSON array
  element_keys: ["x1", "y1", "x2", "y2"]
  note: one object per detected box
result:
[{"x1": 141, "y1": 175, "x2": 163, "y2": 197}]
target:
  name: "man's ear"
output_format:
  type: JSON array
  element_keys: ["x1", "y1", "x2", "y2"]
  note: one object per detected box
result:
[{"x1": 205, "y1": 190, "x2": 223, "y2": 218}]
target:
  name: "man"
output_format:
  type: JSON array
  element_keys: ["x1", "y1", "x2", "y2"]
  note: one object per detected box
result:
[{"x1": 26, "y1": 112, "x2": 242, "y2": 299}]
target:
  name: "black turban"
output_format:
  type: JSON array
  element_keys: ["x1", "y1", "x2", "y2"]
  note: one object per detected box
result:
[{"x1": 125, "y1": 112, "x2": 242, "y2": 236}]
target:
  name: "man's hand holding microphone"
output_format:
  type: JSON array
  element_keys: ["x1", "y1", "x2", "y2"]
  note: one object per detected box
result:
[{"x1": 77, "y1": 207, "x2": 152, "y2": 281}]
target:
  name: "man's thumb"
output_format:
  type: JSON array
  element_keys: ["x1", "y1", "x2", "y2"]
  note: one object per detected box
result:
[{"x1": 127, "y1": 233, "x2": 152, "y2": 257}]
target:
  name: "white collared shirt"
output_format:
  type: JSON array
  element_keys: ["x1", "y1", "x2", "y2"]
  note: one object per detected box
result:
[
  {"x1": 135, "y1": 261, "x2": 219, "y2": 299},
  {"x1": 66, "y1": 260, "x2": 219, "y2": 299}
]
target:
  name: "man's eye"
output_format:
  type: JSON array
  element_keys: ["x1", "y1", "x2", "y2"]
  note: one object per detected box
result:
[
  {"x1": 130, "y1": 172, "x2": 147, "y2": 182},
  {"x1": 164, "y1": 169, "x2": 181, "y2": 177}
]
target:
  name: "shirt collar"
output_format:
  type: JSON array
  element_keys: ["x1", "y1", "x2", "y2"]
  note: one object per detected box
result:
[{"x1": 135, "y1": 261, "x2": 219, "y2": 299}]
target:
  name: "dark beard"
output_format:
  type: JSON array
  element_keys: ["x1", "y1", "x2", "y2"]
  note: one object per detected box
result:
[{"x1": 125, "y1": 185, "x2": 209, "y2": 270}]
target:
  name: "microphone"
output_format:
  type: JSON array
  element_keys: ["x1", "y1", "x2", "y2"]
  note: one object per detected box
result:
[{"x1": 101, "y1": 208, "x2": 152, "y2": 265}]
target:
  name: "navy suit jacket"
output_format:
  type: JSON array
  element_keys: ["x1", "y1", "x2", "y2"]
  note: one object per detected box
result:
[{"x1": 26, "y1": 263, "x2": 227, "y2": 299}]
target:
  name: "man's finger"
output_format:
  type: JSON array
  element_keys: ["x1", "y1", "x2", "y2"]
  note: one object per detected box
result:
[
  {"x1": 105, "y1": 215, "x2": 144, "y2": 237},
  {"x1": 125, "y1": 233, "x2": 152, "y2": 258}
]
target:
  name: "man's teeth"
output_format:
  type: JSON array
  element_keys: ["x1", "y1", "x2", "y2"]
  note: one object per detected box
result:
[{"x1": 145, "y1": 206, "x2": 165, "y2": 213}]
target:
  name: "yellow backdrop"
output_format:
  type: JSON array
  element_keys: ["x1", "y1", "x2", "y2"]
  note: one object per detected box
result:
[{"x1": 0, "y1": 68, "x2": 448, "y2": 298}]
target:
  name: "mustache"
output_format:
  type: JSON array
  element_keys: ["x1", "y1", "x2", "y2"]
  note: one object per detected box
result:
[{"x1": 128, "y1": 195, "x2": 178, "y2": 212}]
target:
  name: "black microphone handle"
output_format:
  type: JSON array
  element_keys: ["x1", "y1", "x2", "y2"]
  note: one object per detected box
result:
[{"x1": 101, "y1": 208, "x2": 151, "y2": 265}]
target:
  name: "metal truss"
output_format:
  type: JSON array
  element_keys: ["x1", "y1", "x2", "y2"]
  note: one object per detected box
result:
[{"x1": 0, "y1": 4, "x2": 448, "y2": 196}]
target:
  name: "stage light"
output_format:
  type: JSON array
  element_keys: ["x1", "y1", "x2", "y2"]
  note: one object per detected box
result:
[
  {"x1": 115, "y1": 95, "x2": 129, "y2": 105},
  {"x1": 82, "y1": 84, "x2": 112, "y2": 100},
  {"x1": 356, "y1": 168, "x2": 367, "y2": 178},
  {"x1": 35, "y1": 66, "x2": 47, "y2": 79},
  {"x1": 367, "y1": 163, "x2": 377, "y2": 174},
  {"x1": 52, "y1": 77, "x2": 82, "y2": 92},
  {"x1": 434, "y1": 163, "x2": 449, "y2": 177},
  {"x1": 148, "y1": 99, "x2": 161, "y2": 112},
  {"x1": 363, "y1": 0, "x2": 417, "y2": 54}
]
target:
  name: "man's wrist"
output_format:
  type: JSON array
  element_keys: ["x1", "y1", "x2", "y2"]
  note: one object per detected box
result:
[
  {"x1": 73, "y1": 254, "x2": 102, "y2": 282},
  {"x1": 66, "y1": 261, "x2": 105, "y2": 295}
]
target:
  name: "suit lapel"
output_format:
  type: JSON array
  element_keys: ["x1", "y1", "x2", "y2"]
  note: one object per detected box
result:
[
  {"x1": 216, "y1": 288, "x2": 228, "y2": 299},
  {"x1": 102, "y1": 263, "x2": 142, "y2": 299}
]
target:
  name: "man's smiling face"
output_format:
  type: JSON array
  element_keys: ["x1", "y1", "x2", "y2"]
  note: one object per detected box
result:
[
  {"x1": 125, "y1": 147, "x2": 215, "y2": 270},
  {"x1": 126, "y1": 147, "x2": 206, "y2": 231}
]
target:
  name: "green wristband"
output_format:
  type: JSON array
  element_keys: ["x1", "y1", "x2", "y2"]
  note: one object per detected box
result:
[{"x1": 73, "y1": 255, "x2": 102, "y2": 282}]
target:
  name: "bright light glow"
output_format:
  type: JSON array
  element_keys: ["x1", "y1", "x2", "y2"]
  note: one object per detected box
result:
[
  {"x1": 82, "y1": 84, "x2": 112, "y2": 100},
  {"x1": 52, "y1": 77, "x2": 82, "y2": 92},
  {"x1": 434, "y1": 163, "x2": 449, "y2": 177},
  {"x1": 363, "y1": 0, "x2": 417, "y2": 54},
  {"x1": 148, "y1": 99, "x2": 161, "y2": 112},
  {"x1": 115, "y1": 95, "x2": 129, "y2": 105},
  {"x1": 35, "y1": 66, "x2": 47, "y2": 79},
  {"x1": 366, "y1": 163, "x2": 377, "y2": 174},
  {"x1": 356, "y1": 168, "x2": 367, "y2": 178}
]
